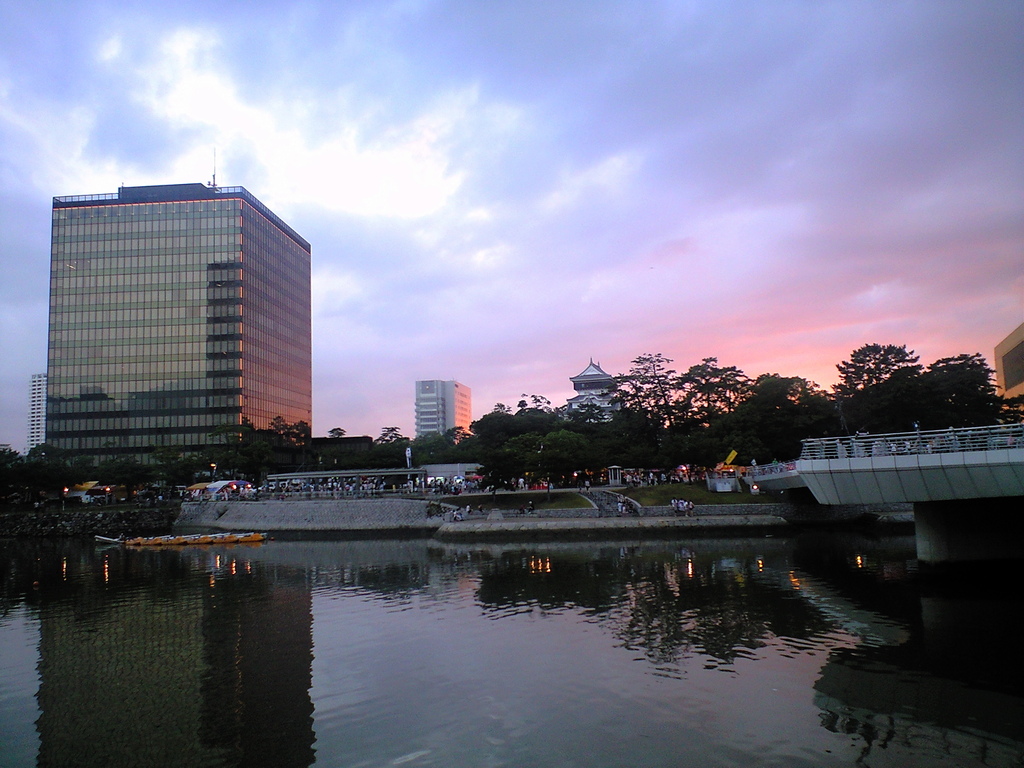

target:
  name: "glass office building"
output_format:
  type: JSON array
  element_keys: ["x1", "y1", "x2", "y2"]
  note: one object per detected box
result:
[{"x1": 46, "y1": 183, "x2": 312, "y2": 461}]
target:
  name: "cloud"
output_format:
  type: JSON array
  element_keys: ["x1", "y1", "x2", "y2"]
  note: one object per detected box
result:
[
  {"x1": 540, "y1": 152, "x2": 644, "y2": 213},
  {"x1": 0, "y1": 1, "x2": 1021, "y2": 448},
  {"x1": 104, "y1": 26, "x2": 469, "y2": 218}
]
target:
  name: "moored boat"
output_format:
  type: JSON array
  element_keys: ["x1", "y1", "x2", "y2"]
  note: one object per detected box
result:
[{"x1": 121, "y1": 532, "x2": 267, "y2": 547}]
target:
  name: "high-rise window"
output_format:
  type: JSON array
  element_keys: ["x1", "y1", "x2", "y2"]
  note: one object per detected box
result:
[
  {"x1": 415, "y1": 380, "x2": 471, "y2": 437},
  {"x1": 46, "y1": 183, "x2": 312, "y2": 461}
]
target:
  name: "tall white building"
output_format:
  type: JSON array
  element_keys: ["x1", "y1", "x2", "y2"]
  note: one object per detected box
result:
[
  {"x1": 27, "y1": 373, "x2": 47, "y2": 451},
  {"x1": 415, "y1": 380, "x2": 472, "y2": 437}
]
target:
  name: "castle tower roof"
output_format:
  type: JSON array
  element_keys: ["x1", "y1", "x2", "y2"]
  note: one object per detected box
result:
[{"x1": 570, "y1": 359, "x2": 612, "y2": 383}]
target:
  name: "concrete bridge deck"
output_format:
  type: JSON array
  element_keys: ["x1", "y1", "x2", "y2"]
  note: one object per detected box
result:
[
  {"x1": 746, "y1": 423, "x2": 1024, "y2": 504},
  {"x1": 745, "y1": 423, "x2": 1024, "y2": 565},
  {"x1": 795, "y1": 423, "x2": 1024, "y2": 505}
]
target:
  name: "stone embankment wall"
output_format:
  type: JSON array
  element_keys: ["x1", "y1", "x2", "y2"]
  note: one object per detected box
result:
[
  {"x1": 450, "y1": 501, "x2": 911, "y2": 521},
  {"x1": 1, "y1": 498, "x2": 913, "y2": 539},
  {"x1": 178, "y1": 498, "x2": 914, "y2": 533},
  {"x1": 0, "y1": 507, "x2": 177, "y2": 538},
  {"x1": 466, "y1": 504, "x2": 791, "y2": 519},
  {"x1": 177, "y1": 498, "x2": 444, "y2": 533}
]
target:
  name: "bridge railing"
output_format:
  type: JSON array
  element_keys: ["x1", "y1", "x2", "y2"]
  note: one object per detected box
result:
[
  {"x1": 799, "y1": 423, "x2": 1024, "y2": 461},
  {"x1": 748, "y1": 461, "x2": 797, "y2": 478}
]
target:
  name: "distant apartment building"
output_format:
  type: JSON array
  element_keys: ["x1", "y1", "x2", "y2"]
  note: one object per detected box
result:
[
  {"x1": 46, "y1": 183, "x2": 312, "y2": 462},
  {"x1": 565, "y1": 359, "x2": 617, "y2": 416},
  {"x1": 995, "y1": 321, "x2": 1024, "y2": 401},
  {"x1": 415, "y1": 380, "x2": 472, "y2": 437},
  {"x1": 28, "y1": 372, "x2": 47, "y2": 451}
]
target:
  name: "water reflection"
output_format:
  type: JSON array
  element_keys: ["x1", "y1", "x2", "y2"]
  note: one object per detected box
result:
[
  {"x1": 1, "y1": 540, "x2": 315, "y2": 768},
  {"x1": 792, "y1": 535, "x2": 1024, "y2": 756},
  {"x1": 1, "y1": 534, "x2": 1022, "y2": 768},
  {"x1": 471, "y1": 540, "x2": 839, "y2": 671}
]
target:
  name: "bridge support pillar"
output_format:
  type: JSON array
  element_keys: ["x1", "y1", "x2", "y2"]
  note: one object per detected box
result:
[{"x1": 914, "y1": 498, "x2": 1024, "y2": 565}]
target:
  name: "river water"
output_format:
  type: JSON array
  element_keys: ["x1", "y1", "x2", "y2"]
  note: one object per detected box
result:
[{"x1": 0, "y1": 531, "x2": 1021, "y2": 768}]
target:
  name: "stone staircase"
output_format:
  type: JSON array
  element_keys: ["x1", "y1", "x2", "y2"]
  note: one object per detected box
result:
[{"x1": 583, "y1": 489, "x2": 636, "y2": 517}]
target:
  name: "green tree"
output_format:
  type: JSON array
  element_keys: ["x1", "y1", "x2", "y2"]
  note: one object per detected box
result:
[
  {"x1": 267, "y1": 417, "x2": 311, "y2": 446},
  {"x1": 676, "y1": 357, "x2": 751, "y2": 429},
  {"x1": 203, "y1": 442, "x2": 270, "y2": 482},
  {"x1": 269, "y1": 416, "x2": 291, "y2": 439},
  {"x1": 604, "y1": 408, "x2": 663, "y2": 467},
  {"x1": 19, "y1": 445, "x2": 93, "y2": 502},
  {"x1": 565, "y1": 403, "x2": 608, "y2": 428},
  {"x1": 151, "y1": 446, "x2": 208, "y2": 487},
  {"x1": 376, "y1": 426, "x2": 407, "y2": 444},
  {"x1": 537, "y1": 430, "x2": 592, "y2": 485},
  {"x1": 0, "y1": 447, "x2": 24, "y2": 502},
  {"x1": 410, "y1": 432, "x2": 452, "y2": 463},
  {"x1": 690, "y1": 375, "x2": 839, "y2": 464},
  {"x1": 472, "y1": 403, "x2": 560, "y2": 450},
  {"x1": 96, "y1": 456, "x2": 155, "y2": 497},
  {"x1": 834, "y1": 344, "x2": 922, "y2": 397},
  {"x1": 518, "y1": 394, "x2": 554, "y2": 411},
  {"x1": 503, "y1": 433, "x2": 544, "y2": 483},
  {"x1": 920, "y1": 353, "x2": 1005, "y2": 428},
  {"x1": 477, "y1": 446, "x2": 524, "y2": 489},
  {"x1": 236, "y1": 440, "x2": 275, "y2": 481},
  {"x1": 288, "y1": 420, "x2": 312, "y2": 446},
  {"x1": 471, "y1": 407, "x2": 518, "y2": 450},
  {"x1": 833, "y1": 344, "x2": 926, "y2": 433},
  {"x1": 513, "y1": 398, "x2": 563, "y2": 435},
  {"x1": 614, "y1": 353, "x2": 679, "y2": 429}
]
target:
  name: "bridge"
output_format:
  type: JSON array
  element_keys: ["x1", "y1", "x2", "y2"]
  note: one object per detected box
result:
[
  {"x1": 746, "y1": 423, "x2": 1024, "y2": 502},
  {"x1": 795, "y1": 423, "x2": 1024, "y2": 505},
  {"x1": 746, "y1": 423, "x2": 1024, "y2": 565}
]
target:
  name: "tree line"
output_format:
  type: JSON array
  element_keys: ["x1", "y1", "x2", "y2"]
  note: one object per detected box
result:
[
  {"x1": 0, "y1": 416, "x2": 313, "y2": 506},
  {"x1": 459, "y1": 344, "x2": 1016, "y2": 488},
  {"x1": 3, "y1": 343, "x2": 1017, "y2": 503}
]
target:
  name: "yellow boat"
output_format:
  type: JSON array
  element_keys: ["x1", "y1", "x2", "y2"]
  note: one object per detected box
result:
[{"x1": 122, "y1": 532, "x2": 267, "y2": 547}]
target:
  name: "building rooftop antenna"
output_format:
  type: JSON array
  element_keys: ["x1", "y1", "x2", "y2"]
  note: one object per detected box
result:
[{"x1": 209, "y1": 148, "x2": 217, "y2": 188}]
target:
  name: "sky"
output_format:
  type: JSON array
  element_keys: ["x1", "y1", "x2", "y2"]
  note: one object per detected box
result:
[{"x1": 1, "y1": 1, "x2": 1022, "y2": 451}]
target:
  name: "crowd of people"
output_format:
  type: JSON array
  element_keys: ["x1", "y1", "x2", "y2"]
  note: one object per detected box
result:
[{"x1": 670, "y1": 498, "x2": 696, "y2": 516}]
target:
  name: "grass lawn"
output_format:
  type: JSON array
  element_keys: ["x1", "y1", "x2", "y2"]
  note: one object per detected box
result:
[
  {"x1": 440, "y1": 490, "x2": 592, "y2": 510},
  {"x1": 620, "y1": 483, "x2": 778, "y2": 506}
]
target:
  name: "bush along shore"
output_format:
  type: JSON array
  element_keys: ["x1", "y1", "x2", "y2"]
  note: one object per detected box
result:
[{"x1": 0, "y1": 507, "x2": 179, "y2": 539}]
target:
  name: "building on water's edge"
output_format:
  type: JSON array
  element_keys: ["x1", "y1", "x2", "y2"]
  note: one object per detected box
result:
[{"x1": 46, "y1": 183, "x2": 312, "y2": 463}]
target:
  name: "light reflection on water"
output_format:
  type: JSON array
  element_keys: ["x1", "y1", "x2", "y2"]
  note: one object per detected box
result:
[{"x1": 0, "y1": 533, "x2": 1021, "y2": 768}]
